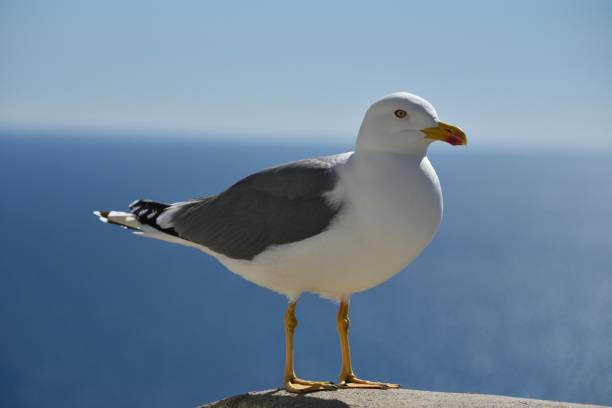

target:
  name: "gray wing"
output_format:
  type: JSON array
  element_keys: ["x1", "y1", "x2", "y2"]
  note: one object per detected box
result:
[{"x1": 157, "y1": 154, "x2": 348, "y2": 260}]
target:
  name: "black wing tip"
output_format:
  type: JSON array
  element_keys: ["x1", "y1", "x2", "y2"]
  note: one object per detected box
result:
[
  {"x1": 129, "y1": 199, "x2": 178, "y2": 236},
  {"x1": 129, "y1": 199, "x2": 169, "y2": 210}
]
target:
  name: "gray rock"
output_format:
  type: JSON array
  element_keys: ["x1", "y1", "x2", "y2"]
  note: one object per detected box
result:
[{"x1": 200, "y1": 388, "x2": 607, "y2": 408}]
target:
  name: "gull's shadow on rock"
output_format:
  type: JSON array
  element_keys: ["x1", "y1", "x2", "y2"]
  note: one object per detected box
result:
[{"x1": 200, "y1": 388, "x2": 350, "y2": 408}]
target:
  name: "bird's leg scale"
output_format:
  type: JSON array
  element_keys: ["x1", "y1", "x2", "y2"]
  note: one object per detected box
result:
[{"x1": 336, "y1": 299, "x2": 400, "y2": 389}]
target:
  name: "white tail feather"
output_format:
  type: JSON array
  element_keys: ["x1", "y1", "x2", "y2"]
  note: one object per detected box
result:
[{"x1": 93, "y1": 210, "x2": 142, "y2": 229}]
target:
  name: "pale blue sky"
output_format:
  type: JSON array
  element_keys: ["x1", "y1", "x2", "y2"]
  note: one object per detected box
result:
[{"x1": 1, "y1": 0, "x2": 611, "y2": 150}]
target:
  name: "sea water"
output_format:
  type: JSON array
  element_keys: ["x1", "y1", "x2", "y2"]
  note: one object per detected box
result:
[{"x1": 1, "y1": 132, "x2": 611, "y2": 407}]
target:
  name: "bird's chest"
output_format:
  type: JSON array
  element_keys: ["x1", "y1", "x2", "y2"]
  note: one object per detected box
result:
[{"x1": 338, "y1": 154, "x2": 443, "y2": 258}]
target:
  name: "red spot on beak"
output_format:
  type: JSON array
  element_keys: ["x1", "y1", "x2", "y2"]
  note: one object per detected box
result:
[{"x1": 447, "y1": 134, "x2": 466, "y2": 146}]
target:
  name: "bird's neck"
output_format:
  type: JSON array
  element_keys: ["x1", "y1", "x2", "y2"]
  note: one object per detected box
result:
[
  {"x1": 350, "y1": 150, "x2": 428, "y2": 170},
  {"x1": 355, "y1": 130, "x2": 432, "y2": 157}
]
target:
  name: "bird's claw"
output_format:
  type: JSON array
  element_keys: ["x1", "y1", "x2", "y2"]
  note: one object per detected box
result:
[
  {"x1": 338, "y1": 375, "x2": 400, "y2": 389},
  {"x1": 284, "y1": 377, "x2": 337, "y2": 393}
]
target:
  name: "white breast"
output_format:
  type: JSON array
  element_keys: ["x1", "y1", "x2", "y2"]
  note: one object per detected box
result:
[{"x1": 211, "y1": 151, "x2": 443, "y2": 301}]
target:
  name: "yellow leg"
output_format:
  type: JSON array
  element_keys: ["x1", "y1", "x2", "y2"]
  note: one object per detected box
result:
[
  {"x1": 337, "y1": 299, "x2": 400, "y2": 389},
  {"x1": 284, "y1": 302, "x2": 337, "y2": 393}
]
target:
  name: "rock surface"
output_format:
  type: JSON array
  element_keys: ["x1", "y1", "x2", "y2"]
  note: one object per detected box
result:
[{"x1": 200, "y1": 388, "x2": 606, "y2": 408}]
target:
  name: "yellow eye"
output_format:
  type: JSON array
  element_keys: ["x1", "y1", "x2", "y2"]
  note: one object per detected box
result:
[{"x1": 394, "y1": 109, "x2": 408, "y2": 118}]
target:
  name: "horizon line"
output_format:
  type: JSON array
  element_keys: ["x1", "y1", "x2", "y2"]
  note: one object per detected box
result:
[{"x1": 1, "y1": 125, "x2": 610, "y2": 155}]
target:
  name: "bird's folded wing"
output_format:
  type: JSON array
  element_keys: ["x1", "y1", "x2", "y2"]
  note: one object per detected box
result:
[{"x1": 159, "y1": 155, "x2": 347, "y2": 260}]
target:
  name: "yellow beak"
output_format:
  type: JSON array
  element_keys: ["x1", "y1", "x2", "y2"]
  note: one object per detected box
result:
[{"x1": 421, "y1": 121, "x2": 467, "y2": 146}]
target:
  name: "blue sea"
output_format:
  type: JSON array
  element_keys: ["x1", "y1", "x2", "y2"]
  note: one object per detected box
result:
[{"x1": 1, "y1": 132, "x2": 611, "y2": 407}]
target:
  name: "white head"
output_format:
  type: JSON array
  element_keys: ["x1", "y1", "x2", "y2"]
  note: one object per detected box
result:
[{"x1": 356, "y1": 92, "x2": 467, "y2": 154}]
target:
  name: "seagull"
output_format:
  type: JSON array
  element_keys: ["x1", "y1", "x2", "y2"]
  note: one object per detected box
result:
[{"x1": 94, "y1": 92, "x2": 467, "y2": 393}]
